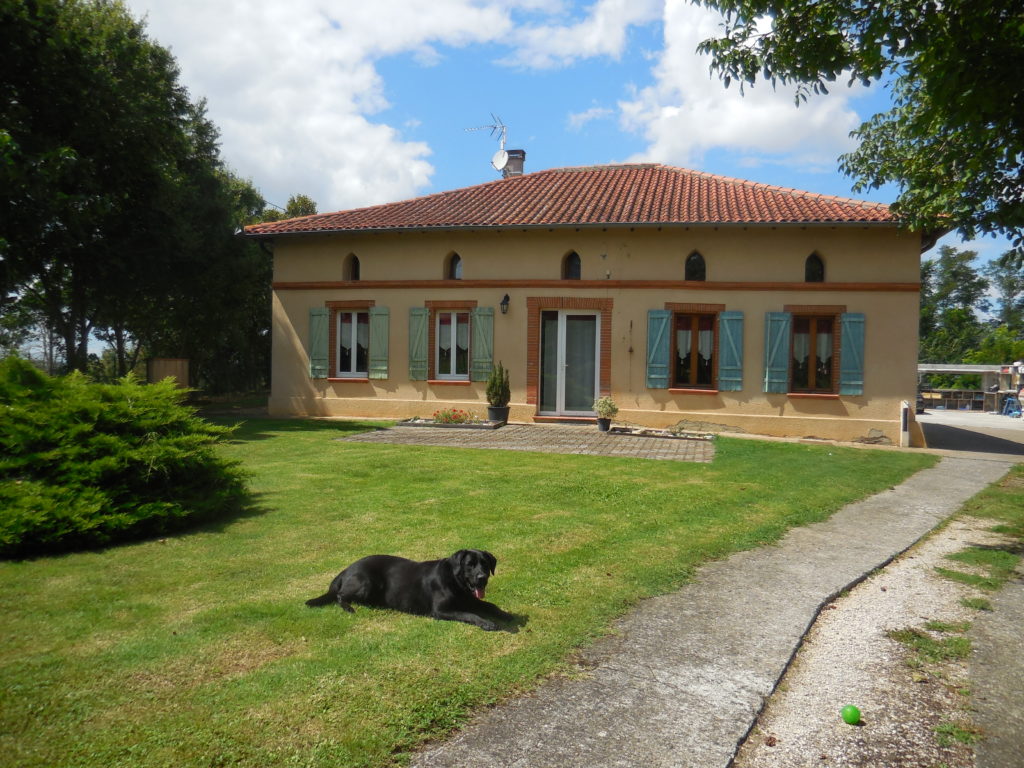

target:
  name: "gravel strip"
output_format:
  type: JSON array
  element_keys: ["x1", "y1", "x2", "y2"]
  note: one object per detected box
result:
[{"x1": 732, "y1": 516, "x2": 1010, "y2": 768}]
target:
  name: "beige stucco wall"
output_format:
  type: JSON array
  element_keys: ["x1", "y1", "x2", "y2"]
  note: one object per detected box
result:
[
  {"x1": 268, "y1": 224, "x2": 922, "y2": 444},
  {"x1": 273, "y1": 225, "x2": 922, "y2": 284}
]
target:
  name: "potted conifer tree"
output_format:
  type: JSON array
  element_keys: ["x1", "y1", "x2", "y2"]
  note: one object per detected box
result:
[{"x1": 486, "y1": 362, "x2": 511, "y2": 424}]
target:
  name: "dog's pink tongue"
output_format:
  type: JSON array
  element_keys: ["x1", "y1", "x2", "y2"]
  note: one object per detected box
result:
[{"x1": 473, "y1": 587, "x2": 485, "y2": 600}]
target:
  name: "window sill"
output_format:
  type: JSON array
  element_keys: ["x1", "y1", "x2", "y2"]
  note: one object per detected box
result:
[
  {"x1": 327, "y1": 377, "x2": 369, "y2": 383},
  {"x1": 669, "y1": 388, "x2": 719, "y2": 395},
  {"x1": 428, "y1": 379, "x2": 471, "y2": 386},
  {"x1": 787, "y1": 392, "x2": 840, "y2": 400}
]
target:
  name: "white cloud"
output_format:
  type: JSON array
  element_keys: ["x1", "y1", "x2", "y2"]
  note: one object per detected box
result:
[
  {"x1": 501, "y1": 0, "x2": 662, "y2": 69},
  {"x1": 118, "y1": 0, "x2": 873, "y2": 215},
  {"x1": 618, "y1": 0, "x2": 864, "y2": 172},
  {"x1": 125, "y1": 0, "x2": 514, "y2": 212},
  {"x1": 568, "y1": 106, "x2": 614, "y2": 130}
]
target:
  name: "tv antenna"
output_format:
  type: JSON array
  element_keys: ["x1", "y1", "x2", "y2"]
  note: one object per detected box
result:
[{"x1": 466, "y1": 114, "x2": 510, "y2": 172}]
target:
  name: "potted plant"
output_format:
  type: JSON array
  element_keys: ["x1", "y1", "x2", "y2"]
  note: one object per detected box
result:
[
  {"x1": 593, "y1": 395, "x2": 618, "y2": 432},
  {"x1": 485, "y1": 361, "x2": 511, "y2": 424}
]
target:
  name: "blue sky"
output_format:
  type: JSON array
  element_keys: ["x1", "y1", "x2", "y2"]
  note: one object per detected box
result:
[{"x1": 123, "y1": 0, "x2": 1008, "y2": 262}]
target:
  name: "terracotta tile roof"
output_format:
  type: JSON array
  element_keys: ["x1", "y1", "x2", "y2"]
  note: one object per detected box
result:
[{"x1": 244, "y1": 163, "x2": 894, "y2": 237}]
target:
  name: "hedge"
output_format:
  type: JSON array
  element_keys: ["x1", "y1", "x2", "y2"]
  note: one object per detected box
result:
[{"x1": 0, "y1": 357, "x2": 250, "y2": 558}]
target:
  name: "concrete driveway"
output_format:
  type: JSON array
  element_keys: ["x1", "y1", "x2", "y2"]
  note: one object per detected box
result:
[{"x1": 916, "y1": 408, "x2": 1024, "y2": 461}]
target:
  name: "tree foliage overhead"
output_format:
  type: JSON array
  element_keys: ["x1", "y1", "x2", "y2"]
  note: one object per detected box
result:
[{"x1": 697, "y1": 0, "x2": 1024, "y2": 256}]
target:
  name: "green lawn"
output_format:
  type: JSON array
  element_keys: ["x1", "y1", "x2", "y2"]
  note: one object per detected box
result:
[{"x1": 0, "y1": 420, "x2": 938, "y2": 768}]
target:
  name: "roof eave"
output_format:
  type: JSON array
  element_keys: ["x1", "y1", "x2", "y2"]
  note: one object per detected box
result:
[{"x1": 243, "y1": 219, "x2": 898, "y2": 239}]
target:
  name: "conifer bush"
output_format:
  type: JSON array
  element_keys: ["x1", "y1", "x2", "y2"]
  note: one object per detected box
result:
[
  {"x1": 486, "y1": 361, "x2": 511, "y2": 408},
  {"x1": 0, "y1": 357, "x2": 250, "y2": 558}
]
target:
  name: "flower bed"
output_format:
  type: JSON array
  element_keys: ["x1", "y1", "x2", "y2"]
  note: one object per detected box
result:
[
  {"x1": 607, "y1": 426, "x2": 715, "y2": 441},
  {"x1": 399, "y1": 409, "x2": 504, "y2": 430},
  {"x1": 398, "y1": 418, "x2": 504, "y2": 430}
]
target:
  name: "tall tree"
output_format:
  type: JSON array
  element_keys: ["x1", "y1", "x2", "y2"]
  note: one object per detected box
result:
[
  {"x1": 697, "y1": 0, "x2": 1024, "y2": 257},
  {"x1": 984, "y1": 254, "x2": 1024, "y2": 334},
  {"x1": 966, "y1": 326, "x2": 1024, "y2": 367},
  {"x1": 259, "y1": 193, "x2": 318, "y2": 223},
  {"x1": 1, "y1": 0, "x2": 277, "y2": 391},
  {"x1": 136, "y1": 171, "x2": 276, "y2": 392},
  {"x1": 922, "y1": 246, "x2": 990, "y2": 318},
  {"x1": 918, "y1": 246, "x2": 989, "y2": 363},
  {"x1": 284, "y1": 194, "x2": 318, "y2": 218},
  {"x1": 1, "y1": 0, "x2": 206, "y2": 370}
]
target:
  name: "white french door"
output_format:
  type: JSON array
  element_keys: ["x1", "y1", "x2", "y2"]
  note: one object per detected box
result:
[{"x1": 539, "y1": 310, "x2": 600, "y2": 416}]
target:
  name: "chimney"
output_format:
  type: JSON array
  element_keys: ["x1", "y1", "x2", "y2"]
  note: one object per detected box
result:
[{"x1": 503, "y1": 149, "x2": 526, "y2": 178}]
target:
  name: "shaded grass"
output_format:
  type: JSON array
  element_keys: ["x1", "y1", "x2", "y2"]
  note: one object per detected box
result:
[
  {"x1": 934, "y1": 567, "x2": 1004, "y2": 592},
  {"x1": 935, "y1": 464, "x2": 1024, "y2": 595},
  {"x1": 960, "y1": 596, "x2": 993, "y2": 612},
  {"x1": 935, "y1": 720, "x2": 984, "y2": 747},
  {"x1": 947, "y1": 547, "x2": 1020, "y2": 579},
  {"x1": 960, "y1": 464, "x2": 1024, "y2": 539},
  {"x1": 923, "y1": 620, "x2": 971, "y2": 634},
  {"x1": 936, "y1": 544, "x2": 1021, "y2": 593},
  {"x1": 887, "y1": 627, "x2": 972, "y2": 666},
  {"x1": 0, "y1": 420, "x2": 937, "y2": 768}
]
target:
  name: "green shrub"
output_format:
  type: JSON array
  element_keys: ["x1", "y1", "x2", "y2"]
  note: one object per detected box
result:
[
  {"x1": 0, "y1": 357, "x2": 250, "y2": 557},
  {"x1": 485, "y1": 361, "x2": 511, "y2": 407}
]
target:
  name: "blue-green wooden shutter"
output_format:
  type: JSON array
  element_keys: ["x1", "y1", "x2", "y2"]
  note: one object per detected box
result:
[
  {"x1": 470, "y1": 307, "x2": 494, "y2": 381},
  {"x1": 839, "y1": 312, "x2": 866, "y2": 395},
  {"x1": 646, "y1": 309, "x2": 672, "y2": 389},
  {"x1": 408, "y1": 308, "x2": 428, "y2": 381},
  {"x1": 308, "y1": 307, "x2": 328, "y2": 379},
  {"x1": 367, "y1": 306, "x2": 389, "y2": 380},
  {"x1": 763, "y1": 312, "x2": 791, "y2": 393},
  {"x1": 717, "y1": 311, "x2": 744, "y2": 391}
]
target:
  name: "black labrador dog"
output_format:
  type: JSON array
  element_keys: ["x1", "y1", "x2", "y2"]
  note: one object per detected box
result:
[{"x1": 306, "y1": 549, "x2": 515, "y2": 631}]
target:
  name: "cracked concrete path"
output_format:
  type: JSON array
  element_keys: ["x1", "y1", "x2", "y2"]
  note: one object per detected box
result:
[{"x1": 410, "y1": 456, "x2": 1013, "y2": 768}]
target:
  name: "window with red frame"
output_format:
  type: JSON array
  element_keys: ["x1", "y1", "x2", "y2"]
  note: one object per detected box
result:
[
  {"x1": 674, "y1": 313, "x2": 715, "y2": 388},
  {"x1": 791, "y1": 315, "x2": 835, "y2": 392},
  {"x1": 435, "y1": 310, "x2": 470, "y2": 379},
  {"x1": 336, "y1": 310, "x2": 369, "y2": 377}
]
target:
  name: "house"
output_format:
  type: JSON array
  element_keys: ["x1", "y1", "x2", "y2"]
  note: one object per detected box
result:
[{"x1": 245, "y1": 161, "x2": 931, "y2": 445}]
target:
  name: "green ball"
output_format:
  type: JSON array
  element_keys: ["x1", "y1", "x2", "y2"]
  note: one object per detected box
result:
[{"x1": 841, "y1": 705, "x2": 861, "y2": 725}]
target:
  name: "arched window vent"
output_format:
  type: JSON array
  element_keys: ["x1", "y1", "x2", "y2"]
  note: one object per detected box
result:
[
  {"x1": 685, "y1": 251, "x2": 706, "y2": 282},
  {"x1": 344, "y1": 253, "x2": 360, "y2": 281},
  {"x1": 446, "y1": 252, "x2": 463, "y2": 280},
  {"x1": 562, "y1": 251, "x2": 581, "y2": 280},
  {"x1": 805, "y1": 253, "x2": 825, "y2": 283}
]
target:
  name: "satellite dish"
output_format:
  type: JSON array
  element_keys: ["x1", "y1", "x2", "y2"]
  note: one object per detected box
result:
[{"x1": 491, "y1": 149, "x2": 509, "y2": 171}]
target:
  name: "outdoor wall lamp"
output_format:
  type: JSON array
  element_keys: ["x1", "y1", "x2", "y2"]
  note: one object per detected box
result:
[{"x1": 500, "y1": 294, "x2": 510, "y2": 314}]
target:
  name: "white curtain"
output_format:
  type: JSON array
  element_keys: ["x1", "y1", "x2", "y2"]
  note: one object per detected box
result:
[
  {"x1": 698, "y1": 327, "x2": 712, "y2": 360},
  {"x1": 456, "y1": 313, "x2": 469, "y2": 352}
]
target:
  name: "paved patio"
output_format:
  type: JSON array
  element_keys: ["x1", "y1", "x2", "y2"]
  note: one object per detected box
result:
[{"x1": 341, "y1": 422, "x2": 715, "y2": 463}]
